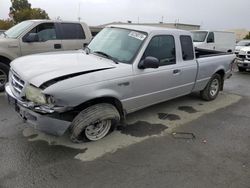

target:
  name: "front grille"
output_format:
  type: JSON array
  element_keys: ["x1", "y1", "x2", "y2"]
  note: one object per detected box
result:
[
  {"x1": 238, "y1": 55, "x2": 246, "y2": 59},
  {"x1": 10, "y1": 70, "x2": 25, "y2": 96}
]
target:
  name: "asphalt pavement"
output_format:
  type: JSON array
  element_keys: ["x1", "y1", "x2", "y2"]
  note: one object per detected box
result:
[{"x1": 0, "y1": 71, "x2": 249, "y2": 188}]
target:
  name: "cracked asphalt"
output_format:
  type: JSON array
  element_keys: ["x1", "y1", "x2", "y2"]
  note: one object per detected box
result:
[{"x1": 0, "y1": 71, "x2": 250, "y2": 188}]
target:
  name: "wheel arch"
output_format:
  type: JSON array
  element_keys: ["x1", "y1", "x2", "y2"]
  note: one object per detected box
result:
[
  {"x1": 0, "y1": 55, "x2": 11, "y2": 66},
  {"x1": 215, "y1": 69, "x2": 225, "y2": 90},
  {"x1": 72, "y1": 96, "x2": 125, "y2": 120}
]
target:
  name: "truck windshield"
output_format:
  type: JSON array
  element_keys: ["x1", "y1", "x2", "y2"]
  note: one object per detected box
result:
[
  {"x1": 236, "y1": 41, "x2": 250, "y2": 46},
  {"x1": 5, "y1": 21, "x2": 33, "y2": 39},
  {"x1": 192, "y1": 31, "x2": 208, "y2": 42},
  {"x1": 88, "y1": 28, "x2": 147, "y2": 64}
]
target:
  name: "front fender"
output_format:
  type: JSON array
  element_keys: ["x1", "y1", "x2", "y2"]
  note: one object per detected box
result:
[{"x1": 0, "y1": 47, "x2": 18, "y2": 62}]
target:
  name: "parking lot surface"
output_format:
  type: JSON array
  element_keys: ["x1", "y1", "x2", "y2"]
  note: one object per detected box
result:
[{"x1": 0, "y1": 71, "x2": 250, "y2": 188}]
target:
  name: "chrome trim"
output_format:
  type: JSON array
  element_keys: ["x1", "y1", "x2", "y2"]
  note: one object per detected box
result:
[{"x1": 9, "y1": 70, "x2": 26, "y2": 97}]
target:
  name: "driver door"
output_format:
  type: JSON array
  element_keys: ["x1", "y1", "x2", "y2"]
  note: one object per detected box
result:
[{"x1": 125, "y1": 34, "x2": 197, "y2": 113}]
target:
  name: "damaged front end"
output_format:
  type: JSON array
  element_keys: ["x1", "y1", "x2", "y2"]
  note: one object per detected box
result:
[{"x1": 5, "y1": 71, "x2": 72, "y2": 136}]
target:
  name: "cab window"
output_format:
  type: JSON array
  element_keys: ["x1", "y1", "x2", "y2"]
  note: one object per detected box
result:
[
  {"x1": 26, "y1": 23, "x2": 57, "y2": 42},
  {"x1": 180, "y1": 35, "x2": 194, "y2": 61},
  {"x1": 207, "y1": 32, "x2": 214, "y2": 43},
  {"x1": 143, "y1": 35, "x2": 176, "y2": 66}
]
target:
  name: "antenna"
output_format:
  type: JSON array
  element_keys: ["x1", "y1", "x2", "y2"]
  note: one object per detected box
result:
[{"x1": 78, "y1": 2, "x2": 81, "y2": 22}]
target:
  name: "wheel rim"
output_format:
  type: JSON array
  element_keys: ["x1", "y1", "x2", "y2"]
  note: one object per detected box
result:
[
  {"x1": 0, "y1": 69, "x2": 7, "y2": 87},
  {"x1": 210, "y1": 79, "x2": 219, "y2": 97},
  {"x1": 85, "y1": 120, "x2": 112, "y2": 141}
]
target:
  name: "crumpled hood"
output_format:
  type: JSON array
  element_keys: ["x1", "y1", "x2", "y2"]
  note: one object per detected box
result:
[{"x1": 11, "y1": 50, "x2": 116, "y2": 87}]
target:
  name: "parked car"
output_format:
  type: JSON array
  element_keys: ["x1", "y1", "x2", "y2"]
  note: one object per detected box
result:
[
  {"x1": 5, "y1": 25, "x2": 235, "y2": 142},
  {"x1": 234, "y1": 40, "x2": 250, "y2": 55},
  {"x1": 0, "y1": 19, "x2": 92, "y2": 91},
  {"x1": 235, "y1": 46, "x2": 250, "y2": 71},
  {"x1": 191, "y1": 30, "x2": 236, "y2": 52}
]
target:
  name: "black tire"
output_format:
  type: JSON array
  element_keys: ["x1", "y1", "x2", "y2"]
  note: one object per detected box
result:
[
  {"x1": 0, "y1": 62, "x2": 9, "y2": 92},
  {"x1": 238, "y1": 67, "x2": 246, "y2": 72},
  {"x1": 69, "y1": 103, "x2": 120, "y2": 143},
  {"x1": 200, "y1": 74, "x2": 222, "y2": 101}
]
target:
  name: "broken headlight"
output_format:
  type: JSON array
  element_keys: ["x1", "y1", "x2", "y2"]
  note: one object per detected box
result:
[{"x1": 25, "y1": 85, "x2": 47, "y2": 104}]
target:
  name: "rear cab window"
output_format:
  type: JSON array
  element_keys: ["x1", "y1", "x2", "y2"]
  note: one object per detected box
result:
[
  {"x1": 60, "y1": 23, "x2": 86, "y2": 40},
  {"x1": 180, "y1": 35, "x2": 194, "y2": 61}
]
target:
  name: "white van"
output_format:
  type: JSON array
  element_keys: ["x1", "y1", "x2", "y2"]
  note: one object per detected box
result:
[{"x1": 191, "y1": 30, "x2": 236, "y2": 52}]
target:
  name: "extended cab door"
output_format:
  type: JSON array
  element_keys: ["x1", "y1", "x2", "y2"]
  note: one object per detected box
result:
[
  {"x1": 59, "y1": 23, "x2": 90, "y2": 50},
  {"x1": 20, "y1": 22, "x2": 63, "y2": 56},
  {"x1": 127, "y1": 34, "x2": 197, "y2": 112}
]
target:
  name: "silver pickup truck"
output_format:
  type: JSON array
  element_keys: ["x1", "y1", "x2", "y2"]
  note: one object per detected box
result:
[{"x1": 5, "y1": 25, "x2": 235, "y2": 142}]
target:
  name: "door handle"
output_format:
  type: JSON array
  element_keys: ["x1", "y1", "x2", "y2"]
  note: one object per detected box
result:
[
  {"x1": 173, "y1": 69, "x2": 181, "y2": 74},
  {"x1": 54, "y1": 44, "x2": 62, "y2": 49}
]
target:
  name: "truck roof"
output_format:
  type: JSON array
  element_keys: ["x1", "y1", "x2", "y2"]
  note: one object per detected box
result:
[
  {"x1": 27, "y1": 19, "x2": 87, "y2": 25},
  {"x1": 107, "y1": 24, "x2": 192, "y2": 35}
]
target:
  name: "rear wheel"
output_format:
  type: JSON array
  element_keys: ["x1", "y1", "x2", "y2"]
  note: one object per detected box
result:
[
  {"x1": 0, "y1": 62, "x2": 9, "y2": 92},
  {"x1": 201, "y1": 74, "x2": 222, "y2": 101},
  {"x1": 69, "y1": 103, "x2": 120, "y2": 143},
  {"x1": 238, "y1": 67, "x2": 246, "y2": 72}
]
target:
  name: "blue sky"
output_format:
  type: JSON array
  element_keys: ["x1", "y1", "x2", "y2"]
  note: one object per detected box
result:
[{"x1": 0, "y1": 0, "x2": 249, "y2": 29}]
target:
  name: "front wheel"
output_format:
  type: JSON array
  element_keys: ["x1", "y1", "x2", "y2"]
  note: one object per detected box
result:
[
  {"x1": 69, "y1": 103, "x2": 120, "y2": 143},
  {"x1": 200, "y1": 74, "x2": 222, "y2": 101},
  {"x1": 0, "y1": 63, "x2": 9, "y2": 92}
]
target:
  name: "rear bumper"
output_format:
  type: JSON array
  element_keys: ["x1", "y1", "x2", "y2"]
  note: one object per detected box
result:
[{"x1": 5, "y1": 83, "x2": 71, "y2": 136}]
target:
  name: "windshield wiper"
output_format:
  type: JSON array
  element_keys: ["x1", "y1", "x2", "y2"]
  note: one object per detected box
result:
[{"x1": 93, "y1": 51, "x2": 119, "y2": 64}]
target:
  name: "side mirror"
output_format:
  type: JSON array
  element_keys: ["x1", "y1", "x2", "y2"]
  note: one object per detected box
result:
[
  {"x1": 83, "y1": 43, "x2": 88, "y2": 48},
  {"x1": 138, "y1": 56, "x2": 160, "y2": 69},
  {"x1": 24, "y1": 33, "x2": 39, "y2": 43}
]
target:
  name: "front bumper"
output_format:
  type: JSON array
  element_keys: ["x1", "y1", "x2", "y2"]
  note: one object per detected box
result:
[
  {"x1": 236, "y1": 58, "x2": 250, "y2": 69},
  {"x1": 5, "y1": 83, "x2": 71, "y2": 136}
]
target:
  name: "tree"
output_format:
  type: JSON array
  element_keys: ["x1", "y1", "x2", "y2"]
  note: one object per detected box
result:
[
  {"x1": 0, "y1": 19, "x2": 14, "y2": 30},
  {"x1": 244, "y1": 32, "x2": 250, "y2": 40},
  {"x1": 11, "y1": 0, "x2": 31, "y2": 11},
  {"x1": 10, "y1": 0, "x2": 49, "y2": 23},
  {"x1": 13, "y1": 8, "x2": 49, "y2": 23}
]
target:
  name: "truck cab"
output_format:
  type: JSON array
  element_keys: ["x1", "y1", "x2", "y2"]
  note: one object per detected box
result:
[{"x1": 0, "y1": 19, "x2": 92, "y2": 91}]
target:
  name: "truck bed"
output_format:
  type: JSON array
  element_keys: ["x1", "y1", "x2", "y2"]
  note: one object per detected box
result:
[
  {"x1": 193, "y1": 49, "x2": 235, "y2": 92},
  {"x1": 195, "y1": 48, "x2": 232, "y2": 59}
]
